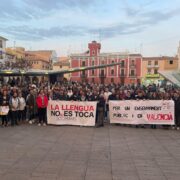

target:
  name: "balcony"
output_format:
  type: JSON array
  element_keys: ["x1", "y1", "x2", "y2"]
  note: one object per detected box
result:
[
  {"x1": 80, "y1": 74, "x2": 87, "y2": 78},
  {"x1": 129, "y1": 74, "x2": 137, "y2": 77},
  {"x1": 147, "y1": 64, "x2": 153, "y2": 68},
  {"x1": 99, "y1": 73, "x2": 106, "y2": 78},
  {"x1": 119, "y1": 73, "x2": 126, "y2": 77},
  {"x1": 129, "y1": 64, "x2": 136, "y2": 68},
  {"x1": 154, "y1": 64, "x2": 159, "y2": 68}
]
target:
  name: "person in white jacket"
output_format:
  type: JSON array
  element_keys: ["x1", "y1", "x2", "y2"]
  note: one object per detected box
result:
[{"x1": 18, "y1": 92, "x2": 26, "y2": 123}]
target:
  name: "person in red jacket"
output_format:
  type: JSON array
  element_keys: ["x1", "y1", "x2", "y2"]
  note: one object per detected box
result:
[{"x1": 36, "y1": 89, "x2": 48, "y2": 126}]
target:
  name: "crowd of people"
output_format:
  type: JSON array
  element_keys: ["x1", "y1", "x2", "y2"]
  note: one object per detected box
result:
[
  {"x1": 0, "y1": 80, "x2": 180, "y2": 129},
  {"x1": 0, "y1": 59, "x2": 32, "y2": 70}
]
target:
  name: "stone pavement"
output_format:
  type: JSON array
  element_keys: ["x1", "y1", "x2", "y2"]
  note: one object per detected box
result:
[{"x1": 0, "y1": 124, "x2": 180, "y2": 180}]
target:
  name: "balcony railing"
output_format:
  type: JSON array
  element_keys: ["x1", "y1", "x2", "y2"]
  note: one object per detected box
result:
[
  {"x1": 99, "y1": 74, "x2": 106, "y2": 78},
  {"x1": 147, "y1": 64, "x2": 153, "y2": 68},
  {"x1": 154, "y1": 64, "x2": 159, "y2": 68},
  {"x1": 119, "y1": 73, "x2": 126, "y2": 77},
  {"x1": 129, "y1": 74, "x2": 137, "y2": 77},
  {"x1": 80, "y1": 74, "x2": 87, "y2": 78},
  {"x1": 130, "y1": 64, "x2": 136, "y2": 68}
]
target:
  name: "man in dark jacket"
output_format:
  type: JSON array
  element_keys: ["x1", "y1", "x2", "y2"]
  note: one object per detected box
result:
[{"x1": 173, "y1": 92, "x2": 180, "y2": 130}]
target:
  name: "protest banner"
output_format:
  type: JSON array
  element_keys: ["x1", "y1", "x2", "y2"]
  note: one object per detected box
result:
[
  {"x1": 109, "y1": 100, "x2": 174, "y2": 125},
  {"x1": 0, "y1": 106, "x2": 9, "y2": 115},
  {"x1": 47, "y1": 100, "x2": 97, "y2": 126}
]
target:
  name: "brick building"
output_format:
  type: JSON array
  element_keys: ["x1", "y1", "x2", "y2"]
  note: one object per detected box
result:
[{"x1": 70, "y1": 41, "x2": 142, "y2": 84}]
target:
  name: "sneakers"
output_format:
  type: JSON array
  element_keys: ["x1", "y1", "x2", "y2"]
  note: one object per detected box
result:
[
  {"x1": 177, "y1": 127, "x2": 180, "y2": 130},
  {"x1": 29, "y1": 120, "x2": 32, "y2": 124},
  {"x1": 38, "y1": 123, "x2": 47, "y2": 126}
]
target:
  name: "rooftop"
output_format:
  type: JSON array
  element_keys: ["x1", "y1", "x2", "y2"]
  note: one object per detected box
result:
[{"x1": 0, "y1": 36, "x2": 8, "y2": 41}]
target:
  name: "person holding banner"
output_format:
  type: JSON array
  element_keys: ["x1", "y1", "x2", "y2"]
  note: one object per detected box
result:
[
  {"x1": 173, "y1": 92, "x2": 180, "y2": 130},
  {"x1": 0, "y1": 90, "x2": 10, "y2": 127},
  {"x1": 104, "y1": 88, "x2": 112, "y2": 122},
  {"x1": 96, "y1": 94, "x2": 105, "y2": 127},
  {"x1": 150, "y1": 92, "x2": 160, "y2": 129},
  {"x1": 36, "y1": 89, "x2": 48, "y2": 126}
]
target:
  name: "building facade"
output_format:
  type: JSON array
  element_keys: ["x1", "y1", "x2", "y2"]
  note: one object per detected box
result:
[
  {"x1": 6, "y1": 47, "x2": 25, "y2": 60},
  {"x1": 142, "y1": 56, "x2": 178, "y2": 85},
  {"x1": 25, "y1": 50, "x2": 57, "y2": 70},
  {"x1": 70, "y1": 41, "x2": 142, "y2": 84},
  {"x1": 53, "y1": 57, "x2": 71, "y2": 81},
  {"x1": 0, "y1": 36, "x2": 8, "y2": 62}
]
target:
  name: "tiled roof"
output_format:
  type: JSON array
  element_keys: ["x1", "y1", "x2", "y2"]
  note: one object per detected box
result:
[
  {"x1": 143, "y1": 56, "x2": 178, "y2": 61},
  {"x1": 25, "y1": 50, "x2": 53, "y2": 62}
]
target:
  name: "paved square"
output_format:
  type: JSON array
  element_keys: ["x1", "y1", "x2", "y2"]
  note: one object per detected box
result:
[{"x1": 0, "y1": 124, "x2": 180, "y2": 180}]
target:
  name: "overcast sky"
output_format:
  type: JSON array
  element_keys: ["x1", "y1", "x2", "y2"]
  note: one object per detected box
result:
[{"x1": 0, "y1": 0, "x2": 180, "y2": 56}]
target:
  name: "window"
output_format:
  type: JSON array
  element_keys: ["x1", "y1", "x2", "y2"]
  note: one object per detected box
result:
[
  {"x1": 121, "y1": 60, "x2": 125, "y2": 67},
  {"x1": 92, "y1": 50, "x2": 95, "y2": 55},
  {"x1": 0, "y1": 40, "x2": 2, "y2": 48},
  {"x1": 169, "y1": 60, "x2": 173, "y2": 65},
  {"x1": 155, "y1": 61, "x2": 158, "y2": 65},
  {"x1": 112, "y1": 60, "x2": 114, "y2": 64},
  {"x1": 0, "y1": 54, "x2": 3, "y2": 59},
  {"x1": 102, "y1": 60, "x2": 104, "y2": 65},
  {"x1": 101, "y1": 69, "x2": 105, "y2": 76},
  {"x1": 121, "y1": 69, "x2": 125, "y2": 76},
  {"x1": 154, "y1": 69, "x2": 158, "y2": 74},
  {"x1": 131, "y1": 60, "x2": 135, "y2": 65},
  {"x1": 148, "y1": 61, "x2": 151, "y2": 65},
  {"x1": 130, "y1": 70, "x2": 135, "y2": 76},
  {"x1": 111, "y1": 78, "x2": 114, "y2": 83},
  {"x1": 111, "y1": 69, "x2": 114, "y2": 75},
  {"x1": 60, "y1": 65, "x2": 62, "y2": 68},
  {"x1": 92, "y1": 61, "x2": 94, "y2": 66},
  {"x1": 92, "y1": 78, "x2": 94, "y2": 83},
  {"x1": 148, "y1": 69, "x2": 151, "y2": 74},
  {"x1": 92, "y1": 69, "x2": 94, "y2": 75},
  {"x1": 82, "y1": 61, "x2": 85, "y2": 67}
]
